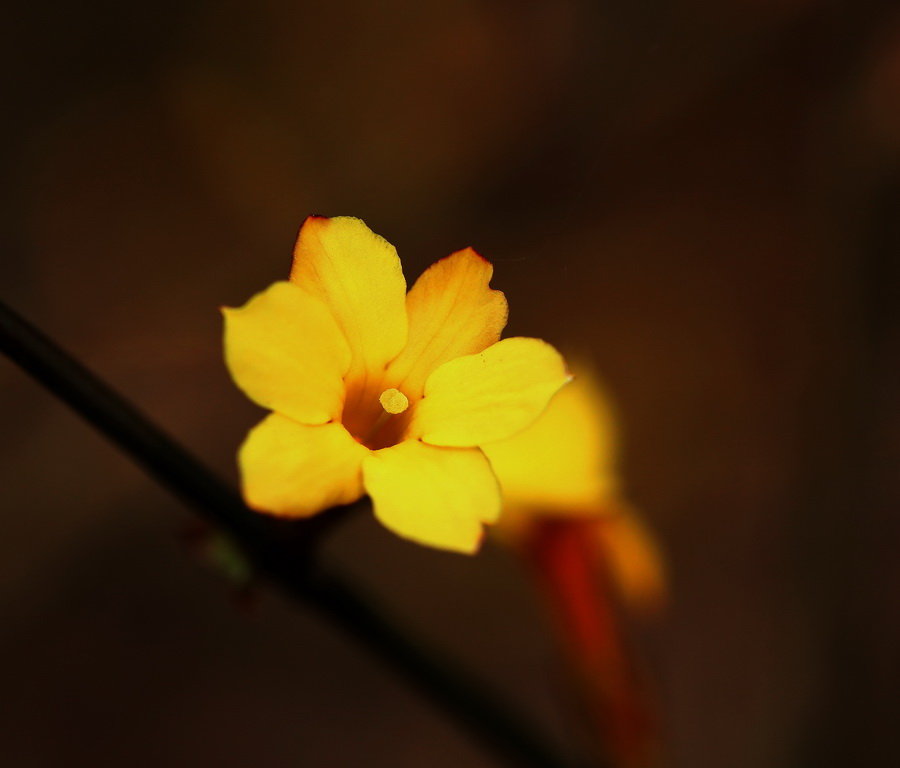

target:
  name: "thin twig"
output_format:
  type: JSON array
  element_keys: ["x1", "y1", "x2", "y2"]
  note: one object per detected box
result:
[{"x1": 0, "y1": 299, "x2": 581, "y2": 768}]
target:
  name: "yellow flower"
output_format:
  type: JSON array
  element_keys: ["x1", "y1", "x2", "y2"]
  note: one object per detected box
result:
[
  {"x1": 223, "y1": 215, "x2": 570, "y2": 553},
  {"x1": 485, "y1": 369, "x2": 666, "y2": 767},
  {"x1": 484, "y1": 368, "x2": 665, "y2": 613}
]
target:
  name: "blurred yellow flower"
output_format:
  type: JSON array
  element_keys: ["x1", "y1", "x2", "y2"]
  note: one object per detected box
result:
[
  {"x1": 485, "y1": 369, "x2": 665, "y2": 768},
  {"x1": 223, "y1": 215, "x2": 569, "y2": 553}
]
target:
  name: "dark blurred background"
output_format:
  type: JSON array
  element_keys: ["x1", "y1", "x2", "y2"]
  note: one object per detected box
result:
[{"x1": 2, "y1": 1, "x2": 900, "y2": 766}]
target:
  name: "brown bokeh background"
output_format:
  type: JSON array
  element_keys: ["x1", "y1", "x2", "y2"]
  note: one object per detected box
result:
[{"x1": 2, "y1": 1, "x2": 900, "y2": 766}]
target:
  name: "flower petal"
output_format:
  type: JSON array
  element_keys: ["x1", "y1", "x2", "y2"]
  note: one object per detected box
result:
[
  {"x1": 362, "y1": 440, "x2": 500, "y2": 553},
  {"x1": 223, "y1": 281, "x2": 351, "y2": 424},
  {"x1": 595, "y1": 506, "x2": 667, "y2": 617},
  {"x1": 290, "y1": 216, "x2": 407, "y2": 383},
  {"x1": 239, "y1": 414, "x2": 368, "y2": 516},
  {"x1": 385, "y1": 248, "x2": 507, "y2": 399},
  {"x1": 411, "y1": 337, "x2": 571, "y2": 447},
  {"x1": 483, "y1": 370, "x2": 619, "y2": 511}
]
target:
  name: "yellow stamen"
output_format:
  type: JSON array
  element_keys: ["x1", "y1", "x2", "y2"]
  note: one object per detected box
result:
[{"x1": 379, "y1": 387, "x2": 409, "y2": 415}]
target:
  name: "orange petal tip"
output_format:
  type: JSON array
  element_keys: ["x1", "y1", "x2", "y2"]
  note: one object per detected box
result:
[
  {"x1": 468, "y1": 247, "x2": 492, "y2": 266},
  {"x1": 298, "y1": 214, "x2": 331, "y2": 232},
  {"x1": 450, "y1": 246, "x2": 493, "y2": 266}
]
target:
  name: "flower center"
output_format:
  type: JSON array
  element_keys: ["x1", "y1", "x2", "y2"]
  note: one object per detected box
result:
[
  {"x1": 378, "y1": 387, "x2": 409, "y2": 415},
  {"x1": 349, "y1": 386, "x2": 412, "y2": 450}
]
